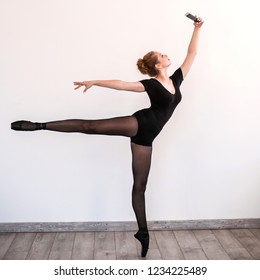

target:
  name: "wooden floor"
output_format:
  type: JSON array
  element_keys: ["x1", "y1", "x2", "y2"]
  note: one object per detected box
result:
[{"x1": 1, "y1": 229, "x2": 260, "y2": 260}]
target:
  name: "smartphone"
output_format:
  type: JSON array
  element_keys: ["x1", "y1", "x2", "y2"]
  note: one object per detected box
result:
[{"x1": 185, "y1": 12, "x2": 200, "y2": 23}]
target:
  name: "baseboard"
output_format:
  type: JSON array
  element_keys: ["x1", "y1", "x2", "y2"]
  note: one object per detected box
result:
[{"x1": 0, "y1": 218, "x2": 260, "y2": 232}]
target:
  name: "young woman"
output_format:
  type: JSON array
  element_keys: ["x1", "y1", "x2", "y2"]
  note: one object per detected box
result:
[{"x1": 11, "y1": 18, "x2": 204, "y2": 257}]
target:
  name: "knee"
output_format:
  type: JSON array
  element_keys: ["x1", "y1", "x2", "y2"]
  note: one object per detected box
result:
[{"x1": 133, "y1": 181, "x2": 147, "y2": 194}]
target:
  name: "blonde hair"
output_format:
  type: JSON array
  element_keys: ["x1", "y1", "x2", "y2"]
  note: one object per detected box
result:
[{"x1": 137, "y1": 51, "x2": 159, "y2": 77}]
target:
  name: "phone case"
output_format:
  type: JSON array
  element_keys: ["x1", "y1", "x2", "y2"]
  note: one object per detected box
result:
[{"x1": 185, "y1": 13, "x2": 200, "y2": 22}]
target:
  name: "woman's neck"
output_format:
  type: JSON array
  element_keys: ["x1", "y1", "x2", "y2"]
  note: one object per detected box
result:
[{"x1": 155, "y1": 69, "x2": 169, "y2": 81}]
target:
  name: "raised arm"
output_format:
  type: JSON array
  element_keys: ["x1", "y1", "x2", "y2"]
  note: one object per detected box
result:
[
  {"x1": 181, "y1": 17, "x2": 204, "y2": 78},
  {"x1": 74, "y1": 80, "x2": 145, "y2": 93}
]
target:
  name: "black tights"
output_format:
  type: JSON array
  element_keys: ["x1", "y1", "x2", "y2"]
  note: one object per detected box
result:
[
  {"x1": 15, "y1": 117, "x2": 152, "y2": 231},
  {"x1": 45, "y1": 117, "x2": 138, "y2": 137},
  {"x1": 131, "y1": 143, "x2": 152, "y2": 230}
]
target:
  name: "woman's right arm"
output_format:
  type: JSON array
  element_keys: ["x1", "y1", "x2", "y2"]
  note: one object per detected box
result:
[{"x1": 74, "y1": 80, "x2": 145, "y2": 93}]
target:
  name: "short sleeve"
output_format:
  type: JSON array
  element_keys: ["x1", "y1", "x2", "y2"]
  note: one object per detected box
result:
[
  {"x1": 170, "y1": 68, "x2": 183, "y2": 88},
  {"x1": 139, "y1": 79, "x2": 153, "y2": 92}
]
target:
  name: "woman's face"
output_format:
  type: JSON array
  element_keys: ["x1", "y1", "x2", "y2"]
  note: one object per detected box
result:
[{"x1": 156, "y1": 52, "x2": 172, "y2": 69}]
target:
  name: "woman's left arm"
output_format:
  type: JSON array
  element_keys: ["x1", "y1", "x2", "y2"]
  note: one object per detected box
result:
[{"x1": 181, "y1": 17, "x2": 204, "y2": 78}]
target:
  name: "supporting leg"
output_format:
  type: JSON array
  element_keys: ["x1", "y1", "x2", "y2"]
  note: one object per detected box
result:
[{"x1": 131, "y1": 142, "x2": 152, "y2": 257}]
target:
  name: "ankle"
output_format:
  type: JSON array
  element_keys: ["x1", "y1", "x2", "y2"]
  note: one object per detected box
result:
[
  {"x1": 139, "y1": 228, "x2": 148, "y2": 233},
  {"x1": 35, "y1": 123, "x2": 46, "y2": 130}
]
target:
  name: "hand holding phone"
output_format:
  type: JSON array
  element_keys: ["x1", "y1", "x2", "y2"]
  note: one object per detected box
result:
[{"x1": 185, "y1": 13, "x2": 200, "y2": 23}]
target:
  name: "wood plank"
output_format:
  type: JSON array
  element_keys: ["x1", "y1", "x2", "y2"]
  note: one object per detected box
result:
[
  {"x1": 154, "y1": 231, "x2": 184, "y2": 260},
  {"x1": 144, "y1": 248, "x2": 162, "y2": 260},
  {"x1": 193, "y1": 230, "x2": 230, "y2": 260},
  {"x1": 225, "y1": 247, "x2": 253, "y2": 260},
  {"x1": 48, "y1": 232, "x2": 75, "y2": 260},
  {"x1": 94, "y1": 232, "x2": 116, "y2": 260},
  {"x1": 231, "y1": 229, "x2": 260, "y2": 259},
  {"x1": 0, "y1": 233, "x2": 16, "y2": 259},
  {"x1": 26, "y1": 233, "x2": 56, "y2": 260},
  {"x1": 174, "y1": 230, "x2": 201, "y2": 249},
  {"x1": 174, "y1": 231, "x2": 207, "y2": 260},
  {"x1": 213, "y1": 230, "x2": 242, "y2": 248},
  {"x1": 181, "y1": 248, "x2": 208, "y2": 260},
  {"x1": 213, "y1": 229, "x2": 252, "y2": 260},
  {"x1": 115, "y1": 231, "x2": 138, "y2": 260},
  {"x1": 144, "y1": 231, "x2": 162, "y2": 260},
  {"x1": 250, "y1": 229, "x2": 260, "y2": 242},
  {"x1": 71, "y1": 232, "x2": 94, "y2": 260},
  {"x1": 3, "y1": 233, "x2": 36, "y2": 260}
]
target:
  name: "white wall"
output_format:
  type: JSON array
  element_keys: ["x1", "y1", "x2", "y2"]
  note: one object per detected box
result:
[{"x1": 1, "y1": 0, "x2": 260, "y2": 223}]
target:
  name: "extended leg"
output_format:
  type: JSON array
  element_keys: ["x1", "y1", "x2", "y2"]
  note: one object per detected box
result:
[
  {"x1": 131, "y1": 142, "x2": 152, "y2": 257},
  {"x1": 11, "y1": 117, "x2": 138, "y2": 138}
]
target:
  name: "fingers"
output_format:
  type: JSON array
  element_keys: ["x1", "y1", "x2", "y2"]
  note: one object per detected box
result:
[
  {"x1": 73, "y1": 81, "x2": 92, "y2": 93},
  {"x1": 194, "y1": 16, "x2": 204, "y2": 27},
  {"x1": 74, "y1": 82, "x2": 86, "y2": 92},
  {"x1": 74, "y1": 82, "x2": 84, "y2": 87},
  {"x1": 74, "y1": 85, "x2": 82, "y2": 90}
]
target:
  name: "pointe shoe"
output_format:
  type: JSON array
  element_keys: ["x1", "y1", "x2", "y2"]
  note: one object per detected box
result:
[
  {"x1": 134, "y1": 230, "x2": 149, "y2": 257},
  {"x1": 11, "y1": 120, "x2": 44, "y2": 131}
]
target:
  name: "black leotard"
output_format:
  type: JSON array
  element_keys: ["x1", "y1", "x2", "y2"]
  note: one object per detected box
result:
[{"x1": 131, "y1": 68, "x2": 183, "y2": 146}]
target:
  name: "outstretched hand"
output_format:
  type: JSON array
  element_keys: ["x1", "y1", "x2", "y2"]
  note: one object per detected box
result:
[{"x1": 74, "y1": 81, "x2": 94, "y2": 93}]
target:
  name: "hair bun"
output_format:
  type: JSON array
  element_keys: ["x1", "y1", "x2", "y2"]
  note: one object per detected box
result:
[
  {"x1": 137, "y1": 58, "x2": 148, "y2": 75},
  {"x1": 136, "y1": 51, "x2": 159, "y2": 77}
]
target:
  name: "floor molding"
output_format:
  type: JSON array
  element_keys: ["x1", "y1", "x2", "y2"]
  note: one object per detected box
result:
[{"x1": 0, "y1": 219, "x2": 260, "y2": 232}]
